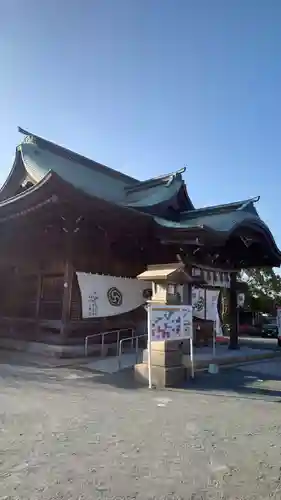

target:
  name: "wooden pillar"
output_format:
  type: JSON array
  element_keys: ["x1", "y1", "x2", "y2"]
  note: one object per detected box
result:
[
  {"x1": 185, "y1": 264, "x2": 193, "y2": 305},
  {"x1": 35, "y1": 270, "x2": 42, "y2": 337},
  {"x1": 183, "y1": 282, "x2": 193, "y2": 305},
  {"x1": 35, "y1": 270, "x2": 42, "y2": 317},
  {"x1": 217, "y1": 290, "x2": 225, "y2": 335},
  {"x1": 60, "y1": 259, "x2": 74, "y2": 341},
  {"x1": 60, "y1": 231, "x2": 74, "y2": 342},
  {"x1": 228, "y1": 272, "x2": 239, "y2": 350},
  {"x1": 188, "y1": 283, "x2": 192, "y2": 305}
]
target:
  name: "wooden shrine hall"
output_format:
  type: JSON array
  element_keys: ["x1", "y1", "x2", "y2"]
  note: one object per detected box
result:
[{"x1": 0, "y1": 126, "x2": 279, "y2": 352}]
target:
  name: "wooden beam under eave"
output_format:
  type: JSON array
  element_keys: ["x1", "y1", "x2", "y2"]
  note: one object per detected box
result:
[{"x1": 160, "y1": 239, "x2": 204, "y2": 246}]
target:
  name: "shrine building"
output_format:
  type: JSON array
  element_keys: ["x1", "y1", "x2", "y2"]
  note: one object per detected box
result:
[{"x1": 0, "y1": 127, "x2": 279, "y2": 353}]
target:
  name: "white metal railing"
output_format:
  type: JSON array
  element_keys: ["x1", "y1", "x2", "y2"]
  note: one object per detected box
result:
[
  {"x1": 84, "y1": 328, "x2": 134, "y2": 357},
  {"x1": 118, "y1": 334, "x2": 147, "y2": 370}
]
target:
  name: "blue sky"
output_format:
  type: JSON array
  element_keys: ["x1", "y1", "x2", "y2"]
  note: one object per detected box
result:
[{"x1": 1, "y1": 1, "x2": 281, "y2": 246}]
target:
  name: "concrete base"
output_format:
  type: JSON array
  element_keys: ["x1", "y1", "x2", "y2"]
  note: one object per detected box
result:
[
  {"x1": 208, "y1": 363, "x2": 219, "y2": 374},
  {"x1": 134, "y1": 362, "x2": 185, "y2": 388},
  {"x1": 135, "y1": 339, "x2": 186, "y2": 388},
  {"x1": 142, "y1": 347, "x2": 182, "y2": 367}
]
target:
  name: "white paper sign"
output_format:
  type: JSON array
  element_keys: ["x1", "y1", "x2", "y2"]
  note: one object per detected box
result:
[
  {"x1": 76, "y1": 273, "x2": 151, "y2": 319},
  {"x1": 182, "y1": 305, "x2": 193, "y2": 338}
]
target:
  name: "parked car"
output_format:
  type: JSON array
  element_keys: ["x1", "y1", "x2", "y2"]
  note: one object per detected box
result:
[
  {"x1": 238, "y1": 324, "x2": 261, "y2": 336},
  {"x1": 261, "y1": 317, "x2": 278, "y2": 339}
]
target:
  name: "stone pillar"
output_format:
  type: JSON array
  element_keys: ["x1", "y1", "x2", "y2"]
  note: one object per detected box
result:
[
  {"x1": 134, "y1": 340, "x2": 185, "y2": 388},
  {"x1": 135, "y1": 262, "x2": 195, "y2": 388}
]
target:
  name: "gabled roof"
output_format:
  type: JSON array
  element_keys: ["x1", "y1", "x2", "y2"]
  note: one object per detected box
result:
[
  {"x1": 0, "y1": 127, "x2": 193, "y2": 218},
  {"x1": 155, "y1": 198, "x2": 281, "y2": 266},
  {"x1": 137, "y1": 262, "x2": 201, "y2": 284},
  {"x1": 0, "y1": 127, "x2": 280, "y2": 268},
  {"x1": 155, "y1": 198, "x2": 261, "y2": 232},
  {"x1": 18, "y1": 127, "x2": 138, "y2": 185},
  {"x1": 154, "y1": 197, "x2": 272, "y2": 241}
]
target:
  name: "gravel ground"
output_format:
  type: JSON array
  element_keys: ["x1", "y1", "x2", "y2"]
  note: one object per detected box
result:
[{"x1": 1, "y1": 358, "x2": 281, "y2": 499}]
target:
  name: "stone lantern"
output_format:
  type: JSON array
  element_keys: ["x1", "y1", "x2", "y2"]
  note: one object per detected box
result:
[{"x1": 135, "y1": 262, "x2": 202, "y2": 388}]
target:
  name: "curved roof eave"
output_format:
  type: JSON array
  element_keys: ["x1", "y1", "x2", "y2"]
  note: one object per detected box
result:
[
  {"x1": 122, "y1": 177, "x2": 184, "y2": 210},
  {"x1": 236, "y1": 220, "x2": 281, "y2": 261},
  {"x1": 154, "y1": 214, "x2": 281, "y2": 263},
  {"x1": 124, "y1": 172, "x2": 195, "y2": 214},
  {"x1": 0, "y1": 165, "x2": 155, "y2": 226},
  {"x1": 124, "y1": 167, "x2": 186, "y2": 193},
  {"x1": 179, "y1": 197, "x2": 260, "y2": 218},
  {"x1": 0, "y1": 149, "x2": 26, "y2": 202},
  {"x1": 0, "y1": 171, "x2": 53, "y2": 206},
  {"x1": 0, "y1": 171, "x2": 60, "y2": 224}
]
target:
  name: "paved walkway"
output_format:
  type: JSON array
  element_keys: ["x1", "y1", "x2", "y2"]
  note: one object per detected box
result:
[
  {"x1": 0, "y1": 341, "x2": 279, "y2": 376},
  {"x1": 193, "y1": 343, "x2": 279, "y2": 366},
  {"x1": 1, "y1": 358, "x2": 281, "y2": 499},
  {"x1": 82, "y1": 344, "x2": 281, "y2": 374}
]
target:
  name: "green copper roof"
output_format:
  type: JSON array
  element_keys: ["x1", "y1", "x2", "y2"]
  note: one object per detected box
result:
[
  {"x1": 0, "y1": 127, "x2": 279, "y2": 267},
  {"x1": 21, "y1": 141, "x2": 127, "y2": 202},
  {"x1": 17, "y1": 138, "x2": 191, "y2": 215},
  {"x1": 154, "y1": 199, "x2": 261, "y2": 233},
  {"x1": 123, "y1": 175, "x2": 184, "y2": 209}
]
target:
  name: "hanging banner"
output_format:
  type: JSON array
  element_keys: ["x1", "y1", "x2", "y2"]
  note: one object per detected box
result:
[
  {"x1": 237, "y1": 293, "x2": 245, "y2": 308},
  {"x1": 205, "y1": 289, "x2": 220, "y2": 321},
  {"x1": 76, "y1": 273, "x2": 151, "y2": 319},
  {"x1": 192, "y1": 288, "x2": 206, "y2": 320},
  {"x1": 192, "y1": 288, "x2": 220, "y2": 321},
  {"x1": 215, "y1": 311, "x2": 223, "y2": 337},
  {"x1": 150, "y1": 304, "x2": 193, "y2": 341},
  {"x1": 77, "y1": 272, "x2": 222, "y2": 325}
]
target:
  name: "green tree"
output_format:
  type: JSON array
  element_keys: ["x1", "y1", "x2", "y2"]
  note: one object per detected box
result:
[{"x1": 240, "y1": 268, "x2": 281, "y2": 313}]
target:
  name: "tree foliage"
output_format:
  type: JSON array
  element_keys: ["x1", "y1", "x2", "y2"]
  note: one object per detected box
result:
[{"x1": 240, "y1": 268, "x2": 281, "y2": 313}]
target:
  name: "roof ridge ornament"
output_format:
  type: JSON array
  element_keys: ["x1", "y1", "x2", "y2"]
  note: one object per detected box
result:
[
  {"x1": 18, "y1": 127, "x2": 37, "y2": 145},
  {"x1": 22, "y1": 135, "x2": 37, "y2": 145},
  {"x1": 166, "y1": 167, "x2": 186, "y2": 186},
  {"x1": 124, "y1": 167, "x2": 186, "y2": 194},
  {"x1": 237, "y1": 196, "x2": 260, "y2": 210}
]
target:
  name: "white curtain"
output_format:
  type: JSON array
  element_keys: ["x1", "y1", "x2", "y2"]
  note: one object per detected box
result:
[
  {"x1": 76, "y1": 273, "x2": 151, "y2": 319},
  {"x1": 192, "y1": 287, "x2": 220, "y2": 322}
]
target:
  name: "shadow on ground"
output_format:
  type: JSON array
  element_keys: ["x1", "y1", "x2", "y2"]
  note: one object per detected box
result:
[
  {"x1": 180, "y1": 364, "x2": 281, "y2": 402},
  {"x1": 0, "y1": 350, "x2": 144, "y2": 391},
  {"x1": 1, "y1": 348, "x2": 281, "y2": 400}
]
